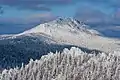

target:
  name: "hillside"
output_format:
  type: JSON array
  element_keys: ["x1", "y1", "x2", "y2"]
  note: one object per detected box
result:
[
  {"x1": 16, "y1": 18, "x2": 120, "y2": 52},
  {"x1": 0, "y1": 18, "x2": 120, "y2": 69}
]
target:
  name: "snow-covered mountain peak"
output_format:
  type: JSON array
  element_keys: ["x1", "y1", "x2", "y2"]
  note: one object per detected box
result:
[
  {"x1": 48, "y1": 17, "x2": 91, "y2": 31},
  {"x1": 1, "y1": 18, "x2": 119, "y2": 52},
  {"x1": 55, "y1": 17, "x2": 81, "y2": 25},
  {"x1": 20, "y1": 18, "x2": 100, "y2": 36},
  {"x1": 54, "y1": 17, "x2": 87, "y2": 29}
]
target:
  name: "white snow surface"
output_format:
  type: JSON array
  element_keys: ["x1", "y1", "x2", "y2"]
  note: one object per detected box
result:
[{"x1": 1, "y1": 18, "x2": 120, "y2": 52}]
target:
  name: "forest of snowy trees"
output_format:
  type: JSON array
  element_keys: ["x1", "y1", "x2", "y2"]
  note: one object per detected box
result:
[
  {"x1": 0, "y1": 35, "x2": 101, "y2": 69},
  {"x1": 0, "y1": 47, "x2": 120, "y2": 80}
]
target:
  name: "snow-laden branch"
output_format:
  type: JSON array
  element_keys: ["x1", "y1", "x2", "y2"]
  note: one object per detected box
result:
[{"x1": 0, "y1": 47, "x2": 120, "y2": 80}]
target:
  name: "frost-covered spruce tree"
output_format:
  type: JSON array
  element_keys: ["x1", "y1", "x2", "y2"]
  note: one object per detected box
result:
[{"x1": 0, "y1": 47, "x2": 120, "y2": 80}]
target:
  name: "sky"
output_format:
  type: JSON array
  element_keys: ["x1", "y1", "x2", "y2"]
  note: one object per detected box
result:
[{"x1": 0, "y1": 0, "x2": 120, "y2": 38}]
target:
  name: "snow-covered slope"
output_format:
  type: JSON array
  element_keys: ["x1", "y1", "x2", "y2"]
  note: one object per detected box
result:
[
  {"x1": 20, "y1": 18, "x2": 100, "y2": 35},
  {"x1": 1, "y1": 18, "x2": 120, "y2": 52},
  {"x1": 10, "y1": 17, "x2": 119, "y2": 52},
  {"x1": 0, "y1": 18, "x2": 120, "y2": 69}
]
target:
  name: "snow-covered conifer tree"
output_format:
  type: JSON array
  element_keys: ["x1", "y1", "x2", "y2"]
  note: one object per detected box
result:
[{"x1": 0, "y1": 47, "x2": 120, "y2": 80}]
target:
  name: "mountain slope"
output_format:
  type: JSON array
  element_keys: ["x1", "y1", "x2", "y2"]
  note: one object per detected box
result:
[
  {"x1": 14, "y1": 18, "x2": 120, "y2": 52},
  {"x1": 0, "y1": 18, "x2": 120, "y2": 69},
  {"x1": 0, "y1": 33, "x2": 101, "y2": 69}
]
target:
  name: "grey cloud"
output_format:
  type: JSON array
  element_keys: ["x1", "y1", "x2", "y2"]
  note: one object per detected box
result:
[
  {"x1": 0, "y1": 6, "x2": 4, "y2": 14},
  {"x1": 74, "y1": 6, "x2": 120, "y2": 38},
  {"x1": 74, "y1": 7, "x2": 111, "y2": 24},
  {"x1": 0, "y1": 0, "x2": 76, "y2": 11},
  {"x1": 75, "y1": 6, "x2": 120, "y2": 25},
  {"x1": 78, "y1": 0, "x2": 120, "y2": 9},
  {"x1": 1, "y1": 0, "x2": 120, "y2": 12},
  {"x1": 0, "y1": 13, "x2": 57, "y2": 34},
  {"x1": 1, "y1": 0, "x2": 120, "y2": 10}
]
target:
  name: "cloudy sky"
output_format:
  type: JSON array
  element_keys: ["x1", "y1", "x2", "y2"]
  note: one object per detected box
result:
[{"x1": 0, "y1": 0, "x2": 120, "y2": 38}]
